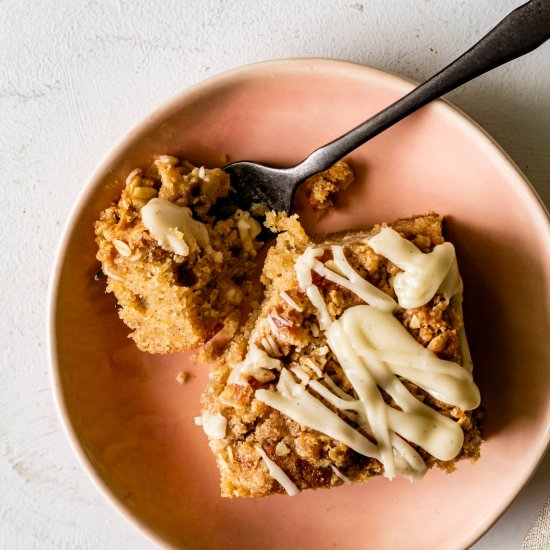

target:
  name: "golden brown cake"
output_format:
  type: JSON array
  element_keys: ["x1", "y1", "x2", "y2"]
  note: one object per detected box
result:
[
  {"x1": 200, "y1": 213, "x2": 481, "y2": 497},
  {"x1": 95, "y1": 156, "x2": 481, "y2": 498},
  {"x1": 94, "y1": 156, "x2": 264, "y2": 353},
  {"x1": 303, "y1": 160, "x2": 354, "y2": 217}
]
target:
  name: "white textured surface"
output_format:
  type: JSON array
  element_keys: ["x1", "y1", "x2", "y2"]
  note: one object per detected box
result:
[{"x1": 1, "y1": 0, "x2": 549, "y2": 548}]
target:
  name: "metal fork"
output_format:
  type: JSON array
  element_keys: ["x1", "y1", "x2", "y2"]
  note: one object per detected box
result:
[{"x1": 220, "y1": 0, "x2": 549, "y2": 217}]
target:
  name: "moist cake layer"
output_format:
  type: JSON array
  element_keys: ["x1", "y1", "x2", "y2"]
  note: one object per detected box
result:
[{"x1": 95, "y1": 156, "x2": 263, "y2": 352}]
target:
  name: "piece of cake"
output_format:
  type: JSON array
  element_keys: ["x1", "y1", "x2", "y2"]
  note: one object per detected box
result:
[
  {"x1": 94, "y1": 156, "x2": 264, "y2": 353},
  {"x1": 303, "y1": 160, "x2": 354, "y2": 217},
  {"x1": 200, "y1": 212, "x2": 482, "y2": 497}
]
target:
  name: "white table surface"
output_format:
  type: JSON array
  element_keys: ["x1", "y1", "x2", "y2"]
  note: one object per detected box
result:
[{"x1": 2, "y1": 0, "x2": 549, "y2": 548}]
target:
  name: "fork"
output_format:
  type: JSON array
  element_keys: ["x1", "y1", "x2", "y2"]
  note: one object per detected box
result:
[{"x1": 220, "y1": 0, "x2": 550, "y2": 216}]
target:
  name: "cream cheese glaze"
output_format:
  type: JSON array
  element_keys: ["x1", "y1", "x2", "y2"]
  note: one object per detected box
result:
[
  {"x1": 141, "y1": 197, "x2": 222, "y2": 261},
  {"x1": 255, "y1": 445, "x2": 299, "y2": 496},
  {"x1": 368, "y1": 227, "x2": 456, "y2": 308}
]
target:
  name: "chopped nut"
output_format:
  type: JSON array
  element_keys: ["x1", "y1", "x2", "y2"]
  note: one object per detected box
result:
[
  {"x1": 125, "y1": 168, "x2": 142, "y2": 186},
  {"x1": 313, "y1": 345, "x2": 329, "y2": 357},
  {"x1": 156, "y1": 155, "x2": 179, "y2": 165},
  {"x1": 113, "y1": 239, "x2": 132, "y2": 257},
  {"x1": 409, "y1": 314, "x2": 421, "y2": 329},
  {"x1": 132, "y1": 186, "x2": 158, "y2": 200},
  {"x1": 225, "y1": 287, "x2": 243, "y2": 305},
  {"x1": 275, "y1": 441, "x2": 290, "y2": 456},
  {"x1": 102, "y1": 261, "x2": 123, "y2": 281},
  {"x1": 219, "y1": 387, "x2": 238, "y2": 408}
]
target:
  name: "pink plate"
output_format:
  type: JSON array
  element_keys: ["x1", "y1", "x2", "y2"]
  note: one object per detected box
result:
[{"x1": 49, "y1": 59, "x2": 550, "y2": 549}]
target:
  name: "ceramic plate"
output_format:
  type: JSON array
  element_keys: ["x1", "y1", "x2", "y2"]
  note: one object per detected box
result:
[{"x1": 49, "y1": 59, "x2": 550, "y2": 549}]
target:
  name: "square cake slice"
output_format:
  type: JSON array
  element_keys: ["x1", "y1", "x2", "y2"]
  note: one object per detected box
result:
[{"x1": 200, "y1": 213, "x2": 482, "y2": 497}]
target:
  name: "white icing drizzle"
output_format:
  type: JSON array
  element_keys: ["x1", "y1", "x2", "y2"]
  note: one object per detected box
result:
[
  {"x1": 141, "y1": 197, "x2": 222, "y2": 261},
  {"x1": 228, "y1": 343, "x2": 282, "y2": 385},
  {"x1": 329, "y1": 245, "x2": 397, "y2": 312},
  {"x1": 198, "y1": 411, "x2": 227, "y2": 440},
  {"x1": 326, "y1": 306, "x2": 480, "y2": 464},
  {"x1": 323, "y1": 375, "x2": 356, "y2": 401},
  {"x1": 236, "y1": 210, "x2": 261, "y2": 256},
  {"x1": 239, "y1": 228, "x2": 480, "y2": 487},
  {"x1": 302, "y1": 357, "x2": 323, "y2": 377},
  {"x1": 368, "y1": 227, "x2": 455, "y2": 308},
  {"x1": 280, "y1": 290, "x2": 303, "y2": 312},
  {"x1": 326, "y1": 311, "x2": 397, "y2": 477},
  {"x1": 256, "y1": 305, "x2": 478, "y2": 480},
  {"x1": 307, "y1": 379, "x2": 362, "y2": 415},
  {"x1": 294, "y1": 246, "x2": 397, "y2": 330},
  {"x1": 368, "y1": 228, "x2": 475, "y2": 373},
  {"x1": 294, "y1": 248, "x2": 332, "y2": 329},
  {"x1": 390, "y1": 433, "x2": 427, "y2": 482},
  {"x1": 253, "y1": 231, "x2": 479, "y2": 482},
  {"x1": 330, "y1": 465, "x2": 354, "y2": 485},
  {"x1": 255, "y1": 445, "x2": 299, "y2": 496},
  {"x1": 256, "y1": 369, "x2": 381, "y2": 460},
  {"x1": 290, "y1": 365, "x2": 310, "y2": 384}
]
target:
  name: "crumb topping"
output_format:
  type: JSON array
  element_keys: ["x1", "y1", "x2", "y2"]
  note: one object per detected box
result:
[{"x1": 94, "y1": 155, "x2": 482, "y2": 499}]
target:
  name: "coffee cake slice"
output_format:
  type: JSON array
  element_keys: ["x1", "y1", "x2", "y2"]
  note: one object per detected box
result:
[
  {"x1": 200, "y1": 213, "x2": 481, "y2": 497},
  {"x1": 94, "y1": 156, "x2": 265, "y2": 353}
]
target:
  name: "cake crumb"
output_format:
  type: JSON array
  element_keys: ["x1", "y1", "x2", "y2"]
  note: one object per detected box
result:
[
  {"x1": 176, "y1": 371, "x2": 189, "y2": 384},
  {"x1": 304, "y1": 160, "x2": 354, "y2": 218}
]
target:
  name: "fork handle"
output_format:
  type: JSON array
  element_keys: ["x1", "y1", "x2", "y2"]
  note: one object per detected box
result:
[{"x1": 299, "y1": 0, "x2": 550, "y2": 177}]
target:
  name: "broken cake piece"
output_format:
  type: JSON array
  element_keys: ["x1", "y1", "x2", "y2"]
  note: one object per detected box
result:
[
  {"x1": 201, "y1": 212, "x2": 481, "y2": 497},
  {"x1": 94, "y1": 156, "x2": 263, "y2": 353},
  {"x1": 303, "y1": 159, "x2": 354, "y2": 217}
]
